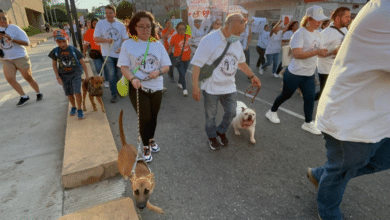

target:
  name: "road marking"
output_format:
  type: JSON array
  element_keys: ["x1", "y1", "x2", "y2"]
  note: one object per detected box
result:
[
  {"x1": 0, "y1": 94, "x2": 11, "y2": 108},
  {"x1": 39, "y1": 57, "x2": 46, "y2": 63},
  {"x1": 186, "y1": 69, "x2": 305, "y2": 120}
]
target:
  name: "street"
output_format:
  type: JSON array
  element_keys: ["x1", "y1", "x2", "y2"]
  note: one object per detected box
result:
[{"x1": 1, "y1": 39, "x2": 389, "y2": 220}]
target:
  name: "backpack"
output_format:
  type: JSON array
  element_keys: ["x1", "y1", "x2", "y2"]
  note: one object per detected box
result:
[{"x1": 54, "y1": 45, "x2": 81, "y2": 68}]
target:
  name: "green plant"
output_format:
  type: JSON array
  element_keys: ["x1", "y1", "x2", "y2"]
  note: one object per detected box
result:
[{"x1": 23, "y1": 26, "x2": 43, "y2": 37}]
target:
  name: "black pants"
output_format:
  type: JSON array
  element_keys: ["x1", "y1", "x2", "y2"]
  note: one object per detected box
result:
[
  {"x1": 256, "y1": 46, "x2": 266, "y2": 67},
  {"x1": 129, "y1": 84, "x2": 163, "y2": 146},
  {"x1": 315, "y1": 73, "x2": 329, "y2": 101}
]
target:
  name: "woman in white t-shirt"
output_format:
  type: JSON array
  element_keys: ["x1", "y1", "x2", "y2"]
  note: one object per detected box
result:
[
  {"x1": 117, "y1": 11, "x2": 171, "y2": 163},
  {"x1": 259, "y1": 20, "x2": 289, "y2": 77},
  {"x1": 0, "y1": 10, "x2": 42, "y2": 106},
  {"x1": 256, "y1": 24, "x2": 269, "y2": 69},
  {"x1": 265, "y1": 5, "x2": 328, "y2": 135}
]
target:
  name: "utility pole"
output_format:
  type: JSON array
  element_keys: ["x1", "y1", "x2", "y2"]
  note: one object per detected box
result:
[
  {"x1": 64, "y1": 0, "x2": 77, "y2": 47},
  {"x1": 48, "y1": 1, "x2": 55, "y2": 25},
  {"x1": 43, "y1": 1, "x2": 50, "y2": 24},
  {"x1": 52, "y1": 0, "x2": 58, "y2": 24},
  {"x1": 69, "y1": 0, "x2": 83, "y2": 53}
]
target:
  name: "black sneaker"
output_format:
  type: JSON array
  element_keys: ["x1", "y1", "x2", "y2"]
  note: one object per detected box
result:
[
  {"x1": 110, "y1": 96, "x2": 118, "y2": 103},
  {"x1": 217, "y1": 132, "x2": 228, "y2": 147},
  {"x1": 36, "y1": 93, "x2": 43, "y2": 101},
  {"x1": 16, "y1": 96, "x2": 30, "y2": 107},
  {"x1": 208, "y1": 138, "x2": 222, "y2": 151}
]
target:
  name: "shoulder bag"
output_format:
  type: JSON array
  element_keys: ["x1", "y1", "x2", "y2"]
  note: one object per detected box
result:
[{"x1": 198, "y1": 42, "x2": 231, "y2": 82}]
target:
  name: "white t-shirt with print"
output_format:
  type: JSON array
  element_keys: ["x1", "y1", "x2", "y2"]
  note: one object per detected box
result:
[
  {"x1": 265, "y1": 30, "x2": 283, "y2": 54},
  {"x1": 0, "y1": 25, "x2": 29, "y2": 60},
  {"x1": 282, "y1": 30, "x2": 294, "y2": 41},
  {"x1": 317, "y1": 27, "x2": 347, "y2": 74},
  {"x1": 257, "y1": 30, "x2": 269, "y2": 49},
  {"x1": 117, "y1": 39, "x2": 171, "y2": 91},
  {"x1": 94, "y1": 19, "x2": 129, "y2": 58},
  {"x1": 316, "y1": 0, "x2": 390, "y2": 143},
  {"x1": 288, "y1": 27, "x2": 323, "y2": 76},
  {"x1": 191, "y1": 29, "x2": 246, "y2": 95}
]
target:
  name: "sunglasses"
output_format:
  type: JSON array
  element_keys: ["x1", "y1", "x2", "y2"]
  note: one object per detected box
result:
[{"x1": 0, "y1": 17, "x2": 7, "y2": 21}]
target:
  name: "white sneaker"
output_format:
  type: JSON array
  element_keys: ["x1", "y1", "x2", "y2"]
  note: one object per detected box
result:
[
  {"x1": 265, "y1": 110, "x2": 280, "y2": 124},
  {"x1": 183, "y1": 89, "x2": 188, "y2": 96},
  {"x1": 273, "y1": 73, "x2": 279, "y2": 78},
  {"x1": 259, "y1": 68, "x2": 264, "y2": 75},
  {"x1": 177, "y1": 83, "x2": 183, "y2": 89},
  {"x1": 104, "y1": 81, "x2": 109, "y2": 88},
  {"x1": 301, "y1": 121, "x2": 321, "y2": 135}
]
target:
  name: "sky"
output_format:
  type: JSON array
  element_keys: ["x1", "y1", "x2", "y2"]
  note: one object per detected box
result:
[{"x1": 53, "y1": 0, "x2": 110, "y2": 12}]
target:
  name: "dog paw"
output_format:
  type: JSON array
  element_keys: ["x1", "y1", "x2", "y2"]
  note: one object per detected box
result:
[
  {"x1": 250, "y1": 139, "x2": 256, "y2": 144},
  {"x1": 235, "y1": 131, "x2": 241, "y2": 136}
]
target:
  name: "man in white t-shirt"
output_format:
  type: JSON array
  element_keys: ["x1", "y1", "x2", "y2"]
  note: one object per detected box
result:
[
  {"x1": 191, "y1": 14, "x2": 261, "y2": 151},
  {"x1": 94, "y1": 4, "x2": 129, "y2": 103},
  {"x1": 306, "y1": 1, "x2": 390, "y2": 219},
  {"x1": 315, "y1": 7, "x2": 351, "y2": 101}
]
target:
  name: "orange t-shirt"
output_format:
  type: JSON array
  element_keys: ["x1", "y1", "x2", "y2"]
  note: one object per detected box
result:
[
  {"x1": 161, "y1": 28, "x2": 175, "y2": 52},
  {"x1": 170, "y1": 34, "x2": 191, "y2": 61},
  {"x1": 83, "y1": 29, "x2": 100, "y2": 50}
]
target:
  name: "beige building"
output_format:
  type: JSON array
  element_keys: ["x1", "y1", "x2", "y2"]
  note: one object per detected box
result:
[{"x1": 0, "y1": 0, "x2": 45, "y2": 29}]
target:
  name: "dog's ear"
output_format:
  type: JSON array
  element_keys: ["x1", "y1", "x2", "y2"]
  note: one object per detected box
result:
[
  {"x1": 241, "y1": 107, "x2": 246, "y2": 112},
  {"x1": 147, "y1": 172, "x2": 154, "y2": 180},
  {"x1": 90, "y1": 76, "x2": 95, "y2": 84}
]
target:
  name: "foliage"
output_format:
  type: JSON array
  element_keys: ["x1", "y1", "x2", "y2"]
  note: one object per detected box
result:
[
  {"x1": 86, "y1": 13, "x2": 96, "y2": 21},
  {"x1": 108, "y1": 0, "x2": 122, "y2": 7},
  {"x1": 23, "y1": 26, "x2": 43, "y2": 37},
  {"x1": 116, "y1": 1, "x2": 134, "y2": 20},
  {"x1": 44, "y1": 8, "x2": 68, "y2": 23},
  {"x1": 166, "y1": 10, "x2": 180, "y2": 20}
]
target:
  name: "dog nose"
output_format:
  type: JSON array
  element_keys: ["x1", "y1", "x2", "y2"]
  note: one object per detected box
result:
[
  {"x1": 248, "y1": 115, "x2": 252, "y2": 120},
  {"x1": 138, "y1": 203, "x2": 146, "y2": 209}
]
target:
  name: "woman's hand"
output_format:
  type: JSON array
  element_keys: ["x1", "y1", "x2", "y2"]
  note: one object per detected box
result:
[
  {"x1": 317, "y1": 49, "x2": 329, "y2": 57},
  {"x1": 131, "y1": 78, "x2": 142, "y2": 89},
  {"x1": 148, "y1": 70, "x2": 161, "y2": 79}
]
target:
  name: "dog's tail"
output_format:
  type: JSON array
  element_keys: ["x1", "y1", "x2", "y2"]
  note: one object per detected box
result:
[{"x1": 119, "y1": 110, "x2": 127, "y2": 146}]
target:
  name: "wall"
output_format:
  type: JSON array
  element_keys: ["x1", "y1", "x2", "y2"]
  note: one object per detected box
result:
[{"x1": 0, "y1": 0, "x2": 44, "y2": 29}]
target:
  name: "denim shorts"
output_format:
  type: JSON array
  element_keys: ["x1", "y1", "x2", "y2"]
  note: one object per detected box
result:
[{"x1": 60, "y1": 71, "x2": 82, "y2": 96}]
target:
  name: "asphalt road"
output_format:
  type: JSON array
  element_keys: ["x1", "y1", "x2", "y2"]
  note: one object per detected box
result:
[{"x1": 1, "y1": 40, "x2": 389, "y2": 220}]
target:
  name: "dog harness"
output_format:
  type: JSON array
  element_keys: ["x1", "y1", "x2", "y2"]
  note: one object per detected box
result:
[{"x1": 87, "y1": 81, "x2": 103, "y2": 97}]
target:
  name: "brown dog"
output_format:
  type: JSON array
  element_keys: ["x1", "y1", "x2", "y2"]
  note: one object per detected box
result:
[
  {"x1": 82, "y1": 76, "x2": 105, "y2": 113},
  {"x1": 117, "y1": 110, "x2": 164, "y2": 214}
]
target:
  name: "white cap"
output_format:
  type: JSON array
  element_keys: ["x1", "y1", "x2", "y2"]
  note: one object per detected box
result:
[{"x1": 305, "y1": 5, "x2": 328, "y2": 21}]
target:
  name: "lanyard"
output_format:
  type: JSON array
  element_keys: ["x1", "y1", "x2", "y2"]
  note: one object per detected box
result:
[{"x1": 132, "y1": 38, "x2": 151, "y2": 74}]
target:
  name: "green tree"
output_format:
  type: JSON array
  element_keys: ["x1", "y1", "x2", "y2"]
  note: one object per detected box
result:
[
  {"x1": 116, "y1": 1, "x2": 134, "y2": 20},
  {"x1": 86, "y1": 13, "x2": 96, "y2": 21}
]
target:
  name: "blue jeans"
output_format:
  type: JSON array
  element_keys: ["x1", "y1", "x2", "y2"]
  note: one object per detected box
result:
[
  {"x1": 92, "y1": 57, "x2": 108, "y2": 80},
  {"x1": 271, "y1": 67, "x2": 315, "y2": 122},
  {"x1": 168, "y1": 54, "x2": 175, "y2": 81},
  {"x1": 103, "y1": 56, "x2": 121, "y2": 98},
  {"x1": 203, "y1": 91, "x2": 237, "y2": 138},
  {"x1": 312, "y1": 133, "x2": 390, "y2": 220},
  {"x1": 176, "y1": 60, "x2": 190, "y2": 90},
  {"x1": 262, "y1": 53, "x2": 279, "y2": 74}
]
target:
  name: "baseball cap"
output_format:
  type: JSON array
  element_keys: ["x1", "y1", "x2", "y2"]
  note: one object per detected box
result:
[
  {"x1": 305, "y1": 5, "x2": 328, "y2": 21},
  {"x1": 53, "y1": 30, "x2": 69, "y2": 41}
]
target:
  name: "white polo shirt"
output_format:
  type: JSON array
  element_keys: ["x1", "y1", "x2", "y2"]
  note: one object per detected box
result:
[
  {"x1": 94, "y1": 19, "x2": 128, "y2": 58},
  {"x1": 316, "y1": 0, "x2": 390, "y2": 143},
  {"x1": 191, "y1": 29, "x2": 246, "y2": 95},
  {"x1": 317, "y1": 26, "x2": 347, "y2": 74},
  {"x1": 0, "y1": 24, "x2": 29, "y2": 60},
  {"x1": 288, "y1": 27, "x2": 323, "y2": 76}
]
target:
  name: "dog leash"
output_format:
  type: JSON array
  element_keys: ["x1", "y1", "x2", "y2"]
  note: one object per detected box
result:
[
  {"x1": 245, "y1": 84, "x2": 261, "y2": 108},
  {"x1": 98, "y1": 42, "x2": 114, "y2": 77}
]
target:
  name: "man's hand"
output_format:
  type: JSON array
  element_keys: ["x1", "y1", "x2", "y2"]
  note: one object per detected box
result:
[
  {"x1": 251, "y1": 76, "x2": 262, "y2": 89},
  {"x1": 192, "y1": 87, "x2": 201, "y2": 102}
]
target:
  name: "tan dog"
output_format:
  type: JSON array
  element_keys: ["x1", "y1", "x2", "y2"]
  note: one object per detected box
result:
[
  {"x1": 117, "y1": 110, "x2": 164, "y2": 214},
  {"x1": 232, "y1": 101, "x2": 257, "y2": 144},
  {"x1": 82, "y1": 76, "x2": 105, "y2": 113}
]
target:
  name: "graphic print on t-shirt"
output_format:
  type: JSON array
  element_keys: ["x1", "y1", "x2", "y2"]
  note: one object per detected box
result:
[
  {"x1": 106, "y1": 27, "x2": 120, "y2": 41},
  {"x1": 219, "y1": 52, "x2": 238, "y2": 77},
  {"x1": 58, "y1": 51, "x2": 76, "y2": 72},
  {"x1": 178, "y1": 40, "x2": 190, "y2": 52},
  {"x1": 311, "y1": 40, "x2": 321, "y2": 51},
  {"x1": 0, "y1": 37, "x2": 13, "y2": 50},
  {"x1": 136, "y1": 53, "x2": 159, "y2": 74}
]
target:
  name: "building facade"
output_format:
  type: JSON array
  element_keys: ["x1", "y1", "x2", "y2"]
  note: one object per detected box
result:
[{"x1": 0, "y1": 0, "x2": 45, "y2": 29}]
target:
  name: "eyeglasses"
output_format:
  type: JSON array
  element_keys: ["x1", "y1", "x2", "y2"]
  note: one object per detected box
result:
[
  {"x1": 178, "y1": 28, "x2": 186, "y2": 31},
  {"x1": 136, "y1": 25, "x2": 152, "y2": 30},
  {"x1": 0, "y1": 17, "x2": 7, "y2": 21}
]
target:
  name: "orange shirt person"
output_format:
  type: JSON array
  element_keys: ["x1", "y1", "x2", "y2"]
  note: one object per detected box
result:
[{"x1": 168, "y1": 22, "x2": 191, "y2": 96}]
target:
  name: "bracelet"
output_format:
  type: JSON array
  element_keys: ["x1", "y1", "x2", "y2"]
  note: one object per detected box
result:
[
  {"x1": 248, "y1": 75, "x2": 255, "y2": 79},
  {"x1": 158, "y1": 69, "x2": 163, "y2": 76}
]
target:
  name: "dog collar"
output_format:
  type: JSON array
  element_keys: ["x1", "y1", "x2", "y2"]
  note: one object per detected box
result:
[{"x1": 129, "y1": 34, "x2": 158, "y2": 42}]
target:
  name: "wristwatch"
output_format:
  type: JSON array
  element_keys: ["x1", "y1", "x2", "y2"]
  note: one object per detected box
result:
[
  {"x1": 158, "y1": 69, "x2": 163, "y2": 76},
  {"x1": 248, "y1": 75, "x2": 255, "y2": 79}
]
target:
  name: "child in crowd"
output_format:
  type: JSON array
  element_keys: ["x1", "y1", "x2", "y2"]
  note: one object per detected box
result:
[{"x1": 48, "y1": 31, "x2": 90, "y2": 119}]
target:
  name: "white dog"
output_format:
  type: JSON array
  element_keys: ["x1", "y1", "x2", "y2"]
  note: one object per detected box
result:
[{"x1": 232, "y1": 101, "x2": 257, "y2": 144}]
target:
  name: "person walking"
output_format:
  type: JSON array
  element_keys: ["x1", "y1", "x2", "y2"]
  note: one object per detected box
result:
[
  {"x1": 208, "y1": 19, "x2": 222, "y2": 34},
  {"x1": 118, "y1": 11, "x2": 171, "y2": 162},
  {"x1": 0, "y1": 10, "x2": 43, "y2": 106},
  {"x1": 259, "y1": 20, "x2": 290, "y2": 77},
  {"x1": 169, "y1": 22, "x2": 191, "y2": 96},
  {"x1": 256, "y1": 24, "x2": 269, "y2": 70},
  {"x1": 191, "y1": 13, "x2": 261, "y2": 150},
  {"x1": 161, "y1": 19, "x2": 176, "y2": 82},
  {"x1": 315, "y1": 7, "x2": 351, "y2": 101},
  {"x1": 94, "y1": 5, "x2": 129, "y2": 103},
  {"x1": 307, "y1": 1, "x2": 390, "y2": 219},
  {"x1": 265, "y1": 6, "x2": 328, "y2": 135}
]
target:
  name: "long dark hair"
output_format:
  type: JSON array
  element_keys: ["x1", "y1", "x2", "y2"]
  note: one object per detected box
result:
[
  {"x1": 91, "y1": 17, "x2": 99, "y2": 29},
  {"x1": 287, "y1": 21, "x2": 299, "y2": 32},
  {"x1": 128, "y1": 11, "x2": 156, "y2": 38}
]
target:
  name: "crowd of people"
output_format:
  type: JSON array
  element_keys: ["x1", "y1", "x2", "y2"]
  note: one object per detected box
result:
[{"x1": 1, "y1": 1, "x2": 389, "y2": 219}]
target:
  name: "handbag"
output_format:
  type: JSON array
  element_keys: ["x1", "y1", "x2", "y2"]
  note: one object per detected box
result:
[
  {"x1": 173, "y1": 34, "x2": 187, "y2": 67},
  {"x1": 117, "y1": 39, "x2": 151, "y2": 97},
  {"x1": 198, "y1": 42, "x2": 231, "y2": 82},
  {"x1": 89, "y1": 49, "x2": 103, "y2": 59}
]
